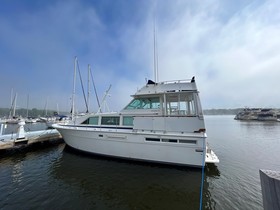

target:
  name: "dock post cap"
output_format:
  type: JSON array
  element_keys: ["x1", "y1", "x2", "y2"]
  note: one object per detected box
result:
[
  {"x1": 260, "y1": 169, "x2": 280, "y2": 179},
  {"x1": 16, "y1": 120, "x2": 26, "y2": 139}
]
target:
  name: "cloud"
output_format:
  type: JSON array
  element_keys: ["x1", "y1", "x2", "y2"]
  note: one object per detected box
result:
[
  {"x1": 0, "y1": 0, "x2": 280, "y2": 113},
  {"x1": 147, "y1": 0, "x2": 280, "y2": 108}
]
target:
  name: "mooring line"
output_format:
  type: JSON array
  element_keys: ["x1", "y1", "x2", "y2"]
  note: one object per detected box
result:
[{"x1": 199, "y1": 138, "x2": 206, "y2": 210}]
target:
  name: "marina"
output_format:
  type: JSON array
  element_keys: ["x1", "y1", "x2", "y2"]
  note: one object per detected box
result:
[
  {"x1": 1, "y1": 1, "x2": 280, "y2": 209},
  {"x1": 0, "y1": 121, "x2": 62, "y2": 151},
  {"x1": 0, "y1": 115, "x2": 279, "y2": 209}
]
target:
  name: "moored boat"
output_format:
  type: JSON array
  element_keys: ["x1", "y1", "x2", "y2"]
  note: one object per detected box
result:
[
  {"x1": 235, "y1": 108, "x2": 280, "y2": 121},
  {"x1": 40, "y1": 115, "x2": 71, "y2": 128},
  {"x1": 53, "y1": 77, "x2": 219, "y2": 167},
  {"x1": 0, "y1": 118, "x2": 7, "y2": 124}
]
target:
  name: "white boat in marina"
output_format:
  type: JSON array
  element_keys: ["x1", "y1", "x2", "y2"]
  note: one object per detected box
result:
[
  {"x1": 0, "y1": 121, "x2": 61, "y2": 150},
  {"x1": 6, "y1": 91, "x2": 21, "y2": 124},
  {"x1": 0, "y1": 118, "x2": 7, "y2": 124},
  {"x1": 6, "y1": 117, "x2": 21, "y2": 124},
  {"x1": 53, "y1": 77, "x2": 219, "y2": 167},
  {"x1": 40, "y1": 115, "x2": 71, "y2": 128},
  {"x1": 25, "y1": 117, "x2": 38, "y2": 123}
]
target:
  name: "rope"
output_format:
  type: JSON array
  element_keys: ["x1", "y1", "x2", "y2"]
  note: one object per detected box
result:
[{"x1": 199, "y1": 138, "x2": 206, "y2": 210}]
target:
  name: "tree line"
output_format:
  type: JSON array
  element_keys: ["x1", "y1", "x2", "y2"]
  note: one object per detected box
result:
[
  {"x1": 203, "y1": 108, "x2": 243, "y2": 115},
  {"x1": 0, "y1": 107, "x2": 243, "y2": 117},
  {"x1": 0, "y1": 108, "x2": 63, "y2": 118}
]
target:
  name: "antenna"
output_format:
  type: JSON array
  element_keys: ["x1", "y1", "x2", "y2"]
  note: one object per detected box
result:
[{"x1": 153, "y1": 8, "x2": 159, "y2": 83}]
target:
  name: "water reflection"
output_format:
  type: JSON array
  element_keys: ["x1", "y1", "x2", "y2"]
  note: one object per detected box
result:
[
  {"x1": 240, "y1": 120, "x2": 280, "y2": 130},
  {"x1": 205, "y1": 164, "x2": 220, "y2": 178},
  {"x1": 11, "y1": 160, "x2": 24, "y2": 184},
  {"x1": 50, "y1": 146, "x2": 220, "y2": 210}
]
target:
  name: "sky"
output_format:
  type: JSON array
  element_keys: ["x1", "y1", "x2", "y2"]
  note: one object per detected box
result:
[{"x1": 1, "y1": 0, "x2": 280, "y2": 114}]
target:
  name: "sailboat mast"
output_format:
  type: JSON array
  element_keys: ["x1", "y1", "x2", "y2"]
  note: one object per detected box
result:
[
  {"x1": 90, "y1": 67, "x2": 101, "y2": 110},
  {"x1": 13, "y1": 93, "x2": 17, "y2": 117},
  {"x1": 26, "y1": 94, "x2": 29, "y2": 118},
  {"x1": 45, "y1": 97, "x2": 48, "y2": 116},
  {"x1": 87, "y1": 64, "x2": 90, "y2": 113},
  {"x1": 71, "y1": 57, "x2": 77, "y2": 120},
  {"x1": 8, "y1": 88, "x2": 14, "y2": 118},
  {"x1": 57, "y1": 103, "x2": 59, "y2": 114},
  {"x1": 10, "y1": 88, "x2": 13, "y2": 107}
]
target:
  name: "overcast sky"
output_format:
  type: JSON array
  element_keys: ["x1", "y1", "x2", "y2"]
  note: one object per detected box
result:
[{"x1": 1, "y1": 0, "x2": 280, "y2": 113}]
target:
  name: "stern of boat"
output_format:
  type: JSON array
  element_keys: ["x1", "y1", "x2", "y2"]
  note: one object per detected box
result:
[{"x1": 205, "y1": 145, "x2": 219, "y2": 164}]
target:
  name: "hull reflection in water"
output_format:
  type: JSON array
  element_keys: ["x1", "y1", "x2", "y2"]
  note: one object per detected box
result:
[{"x1": 49, "y1": 145, "x2": 220, "y2": 210}]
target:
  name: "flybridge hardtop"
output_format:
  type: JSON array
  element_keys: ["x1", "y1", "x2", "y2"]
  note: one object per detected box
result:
[
  {"x1": 133, "y1": 78, "x2": 198, "y2": 96},
  {"x1": 53, "y1": 76, "x2": 219, "y2": 167}
]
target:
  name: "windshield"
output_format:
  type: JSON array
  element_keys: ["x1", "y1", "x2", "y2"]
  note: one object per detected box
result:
[{"x1": 124, "y1": 97, "x2": 160, "y2": 110}]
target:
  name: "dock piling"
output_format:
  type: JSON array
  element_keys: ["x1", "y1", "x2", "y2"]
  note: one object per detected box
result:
[{"x1": 259, "y1": 169, "x2": 280, "y2": 210}]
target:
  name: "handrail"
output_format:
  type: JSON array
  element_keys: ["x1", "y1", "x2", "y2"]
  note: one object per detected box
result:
[{"x1": 158, "y1": 79, "x2": 192, "y2": 85}]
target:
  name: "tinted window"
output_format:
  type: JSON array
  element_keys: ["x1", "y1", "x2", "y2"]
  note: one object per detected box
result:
[
  {"x1": 125, "y1": 97, "x2": 160, "y2": 110},
  {"x1": 123, "y1": 116, "x2": 134, "y2": 126},
  {"x1": 89, "y1": 117, "x2": 99, "y2": 125},
  {"x1": 101, "y1": 116, "x2": 120, "y2": 125}
]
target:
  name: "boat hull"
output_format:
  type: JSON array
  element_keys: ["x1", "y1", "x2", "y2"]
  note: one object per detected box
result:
[{"x1": 55, "y1": 125, "x2": 207, "y2": 167}]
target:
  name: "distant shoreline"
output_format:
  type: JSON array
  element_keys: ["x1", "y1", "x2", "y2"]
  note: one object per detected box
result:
[
  {"x1": 1, "y1": 107, "x2": 279, "y2": 117},
  {"x1": 203, "y1": 108, "x2": 243, "y2": 115}
]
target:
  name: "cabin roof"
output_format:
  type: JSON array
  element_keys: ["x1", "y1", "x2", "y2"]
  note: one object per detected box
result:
[{"x1": 132, "y1": 79, "x2": 198, "y2": 97}]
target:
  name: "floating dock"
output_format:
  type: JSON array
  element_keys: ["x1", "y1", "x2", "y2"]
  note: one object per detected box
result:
[{"x1": 0, "y1": 121, "x2": 62, "y2": 151}]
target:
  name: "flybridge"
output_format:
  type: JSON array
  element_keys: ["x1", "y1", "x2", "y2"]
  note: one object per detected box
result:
[
  {"x1": 133, "y1": 77, "x2": 198, "y2": 96},
  {"x1": 122, "y1": 76, "x2": 202, "y2": 117}
]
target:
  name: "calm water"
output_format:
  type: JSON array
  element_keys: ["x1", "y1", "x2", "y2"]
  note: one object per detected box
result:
[{"x1": 0, "y1": 116, "x2": 280, "y2": 210}]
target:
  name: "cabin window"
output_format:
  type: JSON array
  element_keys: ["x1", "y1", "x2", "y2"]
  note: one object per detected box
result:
[
  {"x1": 81, "y1": 119, "x2": 89, "y2": 124},
  {"x1": 123, "y1": 116, "x2": 134, "y2": 126},
  {"x1": 179, "y1": 140, "x2": 197, "y2": 144},
  {"x1": 81, "y1": 117, "x2": 99, "y2": 125},
  {"x1": 101, "y1": 116, "x2": 120, "y2": 125},
  {"x1": 145, "y1": 138, "x2": 160, "y2": 142},
  {"x1": 166, "y1": 93, "x2": 197, "y2": 116},
  {"x1": 88, "y1": 117, "x2": 99, "y2": 125},
  {"x1": 162, "y1": 139, "x2": 178, "y2": 143},
  {"x1": 124, "y1": 97, "x2": 160, "y2": 110}
]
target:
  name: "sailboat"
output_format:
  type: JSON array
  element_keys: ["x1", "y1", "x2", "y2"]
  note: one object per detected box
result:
[{"x1": 6, "y1": 92, "x2": 21, "y2": 124}]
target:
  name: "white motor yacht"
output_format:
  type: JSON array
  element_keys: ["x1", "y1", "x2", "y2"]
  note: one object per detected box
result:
[{"x1": 53, "y1": 77, "x2": 219, "y2": 167}]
